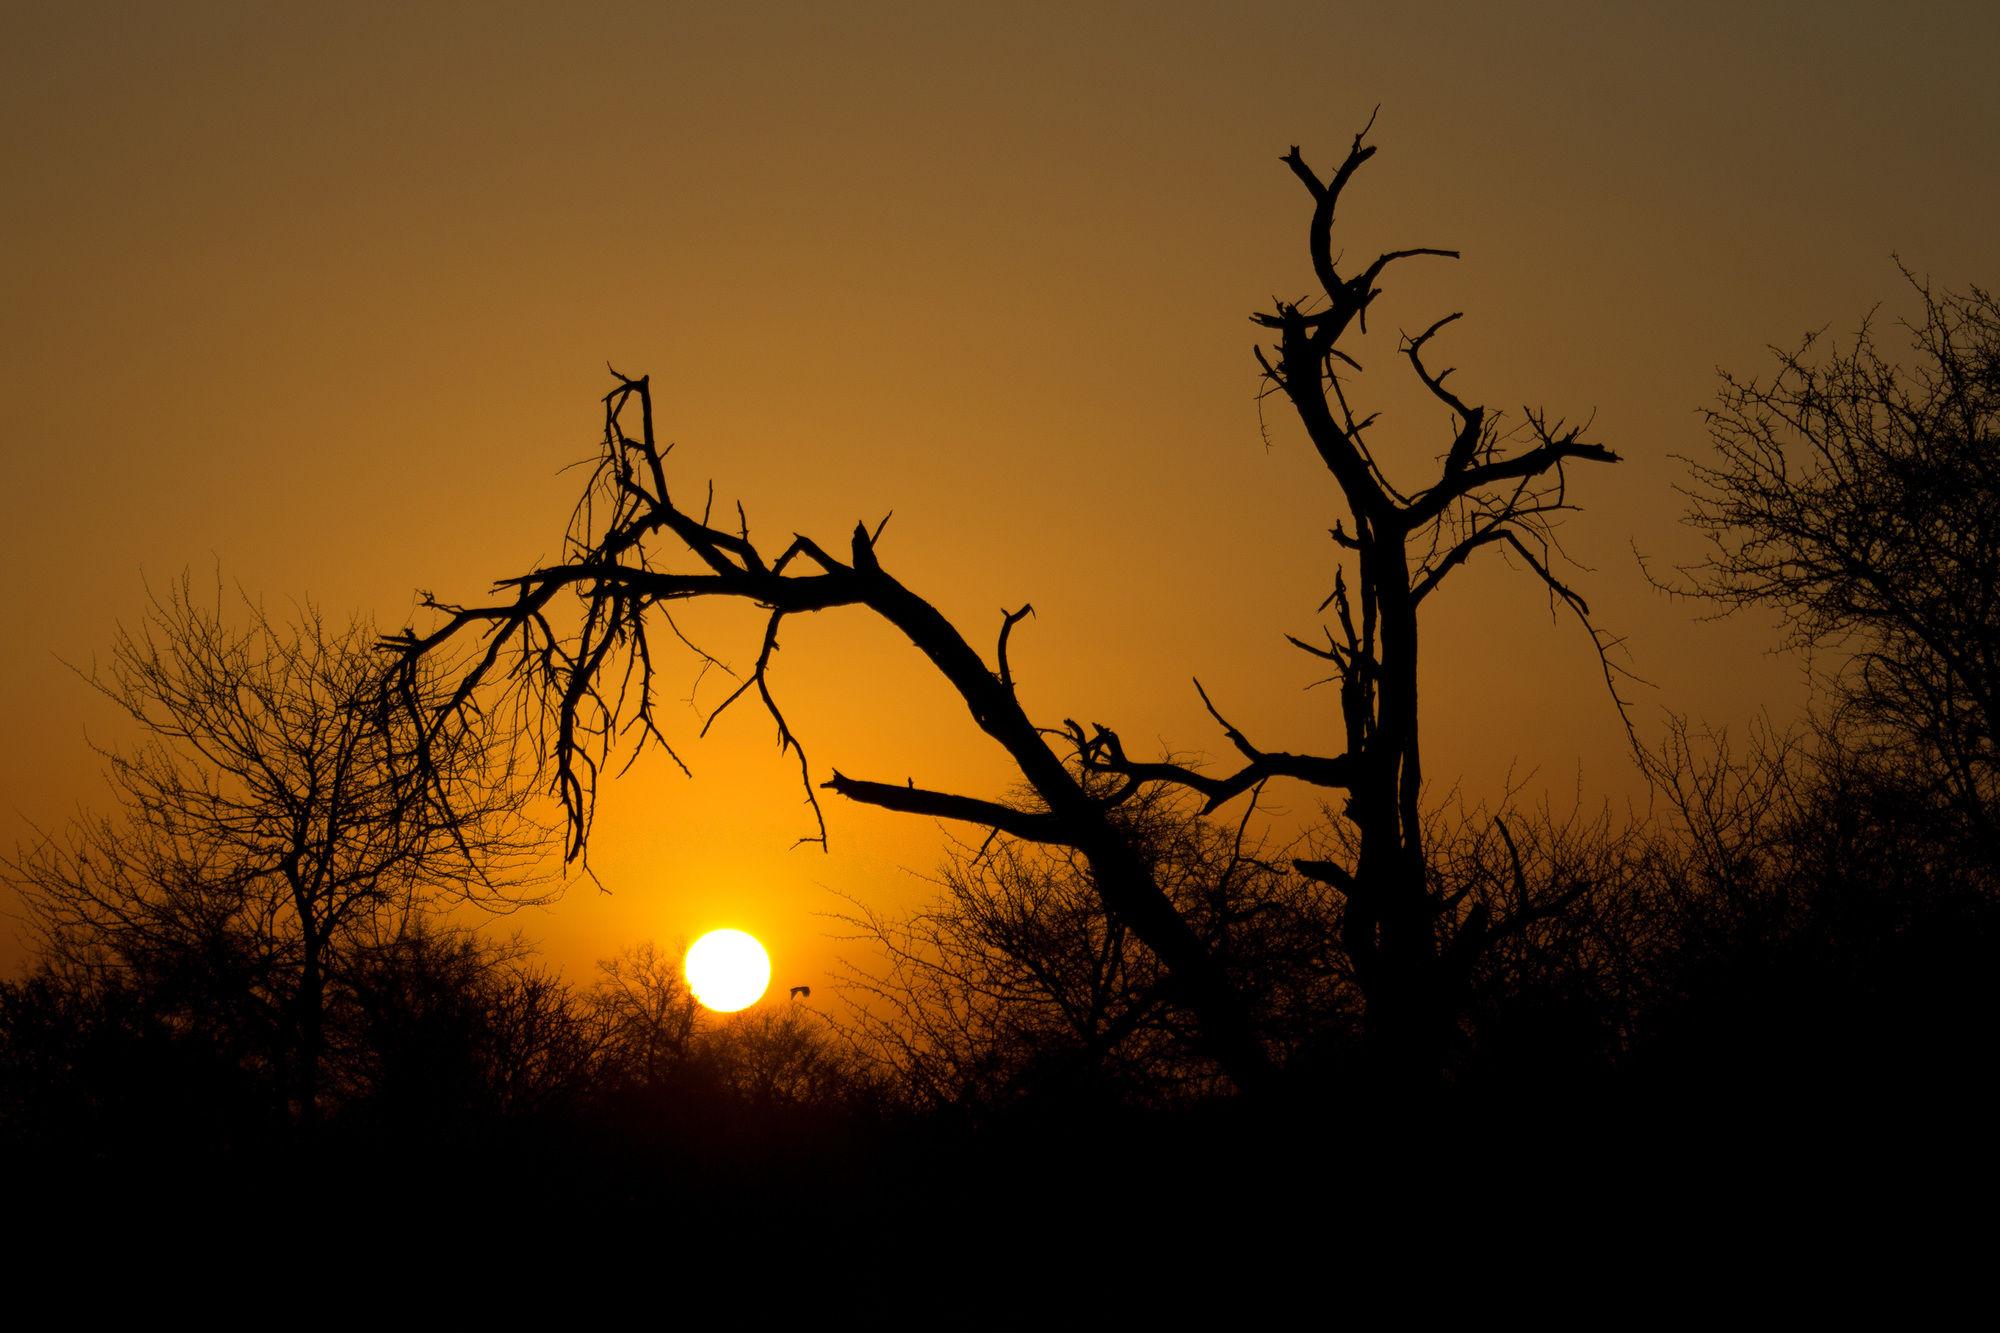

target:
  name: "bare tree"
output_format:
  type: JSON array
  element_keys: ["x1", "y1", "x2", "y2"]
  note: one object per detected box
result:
[
  {"x1": 7, "y1": 575, "x2": 550, "y2": 1125},
  {"x1": 833, "y1": 782, "x2": 1332, "y2": 1110},
  {"x1": 387, "y1": 120, "x2": 1620, "y2": 1093},
  {"x1": 1677, "y1": 273, "x2": 2000, "y2": 836},
  {"x1": 583, "y1": 940, "x2": 702, "y2": 1091}
]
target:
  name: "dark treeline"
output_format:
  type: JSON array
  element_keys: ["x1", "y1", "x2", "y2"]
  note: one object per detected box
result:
[{"x1": 4, "y1": 707, "x2": 1994, "y2": 1225}]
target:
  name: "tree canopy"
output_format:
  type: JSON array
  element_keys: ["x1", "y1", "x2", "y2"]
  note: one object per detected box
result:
[{"x1": 1682, "y1": 275, "x2": 2000, "y2": 834}]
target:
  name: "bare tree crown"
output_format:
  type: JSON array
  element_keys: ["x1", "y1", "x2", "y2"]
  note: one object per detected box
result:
[{"x1": 1678, "y1": 273, "x2": 2000, "y2": 828}]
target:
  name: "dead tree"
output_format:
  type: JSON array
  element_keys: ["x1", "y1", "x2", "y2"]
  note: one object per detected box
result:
[
  {"x1": 1209, "y1": 121, "x2": 1623, "y2": 1082},
  {"x1": 386, "y1": 121, "x2": 1619, "y2": 1094}
]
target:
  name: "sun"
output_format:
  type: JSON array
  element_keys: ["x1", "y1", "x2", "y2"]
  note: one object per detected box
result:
[{"x1": 684, "y1": 929, "x2": 772, "y2": 1013}]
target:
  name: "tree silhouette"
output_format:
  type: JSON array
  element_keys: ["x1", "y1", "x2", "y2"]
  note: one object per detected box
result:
[
  {"x1": 1679, "y1": 274, "x2": 2000, "y2": 839},
  {"x1": 833, "y1": 782, "x2": 1331, "y2": 1110},
  {"x1": 387, "y1": 121, "x2": 1621, "y2": 1093},
  {"x1": 584, "y1": 940, "x2": 702, "y2": 1092},
  {"x1": 7, "y1": 576, "x2": 550, "y2": 1126}
]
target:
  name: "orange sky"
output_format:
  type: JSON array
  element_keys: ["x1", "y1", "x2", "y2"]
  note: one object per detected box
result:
[{"x1": 5, "y1": 2, "x2": 1997, "y2": 991}]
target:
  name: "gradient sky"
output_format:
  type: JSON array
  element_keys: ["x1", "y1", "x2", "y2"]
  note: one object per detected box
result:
[{"x1": 5, "y1": 1, "x2": 1997, "y2": 989}]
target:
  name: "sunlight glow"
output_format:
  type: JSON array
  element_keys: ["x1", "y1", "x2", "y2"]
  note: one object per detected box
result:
[{"x1": 684, "y1": 929, "x2": 771, "y2": 1012}]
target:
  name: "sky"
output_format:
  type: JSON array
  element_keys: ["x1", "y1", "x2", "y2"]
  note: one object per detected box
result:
[{"x1": 4, "y1": 1, "x2": 1997, "y2": 990}]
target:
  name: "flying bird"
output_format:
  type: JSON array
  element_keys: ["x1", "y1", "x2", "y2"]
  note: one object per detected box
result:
[{"x1": 789, "y1": 985, "x2": 812, "y2": 1000}]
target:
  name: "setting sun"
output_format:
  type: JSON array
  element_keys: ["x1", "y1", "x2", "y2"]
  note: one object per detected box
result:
[{"x1": 684, "y1": 929, "x2": 771, "y2": 1012}]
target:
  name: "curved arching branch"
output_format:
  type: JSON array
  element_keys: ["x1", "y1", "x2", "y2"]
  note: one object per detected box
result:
[{"x1": 384, "y1": 372, "x2": 1282, "y2": 1092}]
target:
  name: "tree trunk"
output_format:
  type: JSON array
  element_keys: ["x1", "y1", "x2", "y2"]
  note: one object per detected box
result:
[{"x1": 297, "y1": 932, "x2": 324, "y2": 1133}]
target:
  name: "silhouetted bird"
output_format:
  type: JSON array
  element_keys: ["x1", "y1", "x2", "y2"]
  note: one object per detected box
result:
[{"x1": 789, "y1": 985, "x2": 811, "y2": 1000}]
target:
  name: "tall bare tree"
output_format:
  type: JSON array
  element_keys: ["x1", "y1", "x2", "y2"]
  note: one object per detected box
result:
[
  {"x1": 1213, "y1": 122, "x2": 1623, "y2": 1081},
  {"x1": 8, "y1": 576, "x2": 549, "y2": 1124},
  {"x1": 388, "y1": 121, "x2": 1620, "y2": 1092}
]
